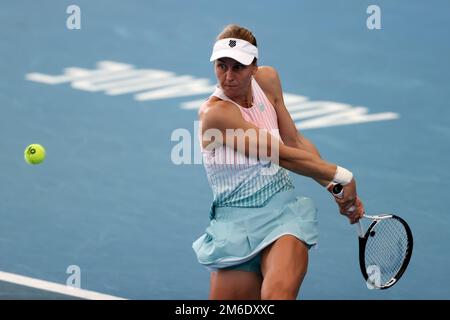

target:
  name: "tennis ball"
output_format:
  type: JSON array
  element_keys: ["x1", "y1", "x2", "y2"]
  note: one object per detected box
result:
[{"x1": 24, "y1": 144, "x2": 46, "y2": 165}]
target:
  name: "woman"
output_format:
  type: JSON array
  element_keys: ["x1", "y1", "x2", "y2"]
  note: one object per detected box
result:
[{"x1": 192, "y1": 24, "x2": 365, "y2": 300}]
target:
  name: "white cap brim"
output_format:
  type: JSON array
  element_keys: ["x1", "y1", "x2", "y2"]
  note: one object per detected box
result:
[
  {"x1": 209, "y1": 38, "x2": 258, "y2": 65},
  {"x1": 210, "y1": 49, "x2": 255, "y2": 65}
]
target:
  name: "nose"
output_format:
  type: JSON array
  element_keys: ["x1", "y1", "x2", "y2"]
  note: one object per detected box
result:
[{"x1": 225, "y1": 69, "x2": 235, "y2": 83}]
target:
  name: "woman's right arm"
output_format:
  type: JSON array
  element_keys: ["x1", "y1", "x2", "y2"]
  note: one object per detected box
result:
[{"x1": 200, "y1": 101, "x2": 358, "y2": 209}]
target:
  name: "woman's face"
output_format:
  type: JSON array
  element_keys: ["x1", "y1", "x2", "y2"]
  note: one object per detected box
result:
[{"x1": 215, "y1": 57, "x2": 257, "y2": 98}]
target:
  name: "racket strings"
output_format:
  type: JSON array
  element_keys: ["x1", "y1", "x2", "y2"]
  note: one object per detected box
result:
[{"x1": 364, "y1": 218, "x2": 410, "y2": 286}]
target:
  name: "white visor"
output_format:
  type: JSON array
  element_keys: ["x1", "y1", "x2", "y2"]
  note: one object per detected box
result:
[{"x1": 209, "y1": 38, "x2": 258, "y2": 65}]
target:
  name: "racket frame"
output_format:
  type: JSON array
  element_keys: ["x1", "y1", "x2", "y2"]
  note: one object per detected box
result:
[
  {"x1": 329, "y1": 183, "x2": 413, "y2": 289},
  {"x1": 359, "y1": 214, "x2": 413, "y2": 289}
]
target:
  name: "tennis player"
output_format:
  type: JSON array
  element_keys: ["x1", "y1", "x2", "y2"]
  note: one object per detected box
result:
[{"x1": 192, "y1": 24, "x2": 365, "y2": 300}]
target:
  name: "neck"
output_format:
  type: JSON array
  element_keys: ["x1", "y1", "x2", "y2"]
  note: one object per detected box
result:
[
  {"x1": 227, "y1": 81, "x2": 253, "y2": 108},
  {"x1": 235, "y1": 95, "x2": 253, "y2": 108}
]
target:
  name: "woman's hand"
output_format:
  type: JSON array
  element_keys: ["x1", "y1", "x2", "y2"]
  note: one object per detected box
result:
[
  {"x1": 328, "y1": 179, "x2": 365, "y2": 224},
  {"x1": 334, "y1": 178, "x2": 357, "y2": 211},
  {"x1": 338, "y1": 196, "x2": 365, "y2": 224}
]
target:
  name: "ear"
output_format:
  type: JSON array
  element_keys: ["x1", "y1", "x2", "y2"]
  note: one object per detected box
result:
[{"x1": 251, "y1": 62, "x2": 258, "y2": 76}]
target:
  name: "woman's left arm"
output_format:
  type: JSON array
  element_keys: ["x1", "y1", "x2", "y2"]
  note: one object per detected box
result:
[{"x1": 256, "y1": 66, "x2": 329, "y2": 186}]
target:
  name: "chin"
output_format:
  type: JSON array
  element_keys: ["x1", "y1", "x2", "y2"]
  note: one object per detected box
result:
[{"x1": 223, "y1": 85, "x2": 239, "y2": 95}]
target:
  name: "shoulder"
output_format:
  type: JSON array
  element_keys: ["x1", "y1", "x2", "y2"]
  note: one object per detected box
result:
[
  {"x1": 254, "y1": 66, "x2": 283, "y2": 101},
  {"x1": 255, "y1": 65, "x2": 279, "y2": 82},
  {"x1": 199, "y1": 97, "x2": 242, "y2": 130}
]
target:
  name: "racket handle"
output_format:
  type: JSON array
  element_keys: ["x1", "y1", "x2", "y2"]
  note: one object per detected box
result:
[
  {"x1": 356, "y1": 220, "x2": 364, "y2": 238},
  {"x1": 330, "y1": 184, "x2": 363, "y2": 236},
  {"x1": 329, "y1": 183, "x2": 344, "y2": 198},
  {"x1": 330, "y1": 183, "x2": 356, "y2": 212}
]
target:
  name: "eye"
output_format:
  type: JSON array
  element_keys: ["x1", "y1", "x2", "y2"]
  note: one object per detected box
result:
[
  {"x1": 233, "y1": 64, "x2": 244, "y2": 71},
  {"x1": 218, "y1": 63, "x2": 226, "y2": 70}
]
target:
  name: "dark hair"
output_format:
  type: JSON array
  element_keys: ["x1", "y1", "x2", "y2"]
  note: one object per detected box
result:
[
  {"x1": 216, "y1": 24, "x2": 258, "y2": 65},
  {"x1": 216, "y1": 24, "x2": 257, "y2": 47}
]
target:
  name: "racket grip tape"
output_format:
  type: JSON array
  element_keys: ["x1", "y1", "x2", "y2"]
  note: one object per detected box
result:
[
  {"x1": 329, "y1": 183, "x2": 356, "y2": 212},
  {"x1": 330, "y1": 184, "x2": 364, "y2": 237}
]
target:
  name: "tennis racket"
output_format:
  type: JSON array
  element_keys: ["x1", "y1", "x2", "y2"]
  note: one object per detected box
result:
[{"x1": 330, "y1": 183, "x2": 413, "y2": 289}]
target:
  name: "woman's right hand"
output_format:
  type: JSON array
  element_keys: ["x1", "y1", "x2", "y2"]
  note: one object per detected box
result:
[
  {"x1": 331, "y1": 179, "x2": 365, "y2": 224},
  {"x1": 335, "y1": 178, "x2": 357, "y2": 213}
]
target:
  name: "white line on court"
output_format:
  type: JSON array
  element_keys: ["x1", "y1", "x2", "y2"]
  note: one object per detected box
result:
[
  {"x1": 25, "y1": 60, "x2": 400, "y2": 129},
  {"x1": 0, "y1": 271, "x2": 127, "y2": 300},
  {"x1": 25, "y1": 61, "x2": 134, "y2": 84}
]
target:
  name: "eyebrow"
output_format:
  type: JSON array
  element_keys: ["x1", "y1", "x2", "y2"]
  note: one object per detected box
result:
[{"x1": 217, "y1": 59, "x2": 245, "y2": 66}]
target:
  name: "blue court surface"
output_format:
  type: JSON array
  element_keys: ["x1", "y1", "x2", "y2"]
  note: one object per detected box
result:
[{"x1": 1, "y1": 0, "x2": 449, "y2": 299}]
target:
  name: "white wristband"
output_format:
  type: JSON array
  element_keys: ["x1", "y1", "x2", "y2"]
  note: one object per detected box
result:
[{"x1": 333, "y1": 166, "x2": 353, "y2": 185}]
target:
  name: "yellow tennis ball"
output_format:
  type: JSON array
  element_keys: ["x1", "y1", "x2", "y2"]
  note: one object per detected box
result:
[{"x1": 24, "y1": 144, "x2": 46, "y2": 165}]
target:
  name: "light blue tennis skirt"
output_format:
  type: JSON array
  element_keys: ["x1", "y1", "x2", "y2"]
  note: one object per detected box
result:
[{"x1": 192, "y1": 189, "x2": 319, "y2": 270}]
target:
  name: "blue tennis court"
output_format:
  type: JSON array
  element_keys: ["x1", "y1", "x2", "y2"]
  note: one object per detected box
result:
[{"x1": 1, "y1": 0, "x2": 449, "y2": 299}]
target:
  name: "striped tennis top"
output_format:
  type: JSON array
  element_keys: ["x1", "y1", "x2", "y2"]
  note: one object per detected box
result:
[{"x1": 199, "y1": 76, "x2": 294, "y2": 219}]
